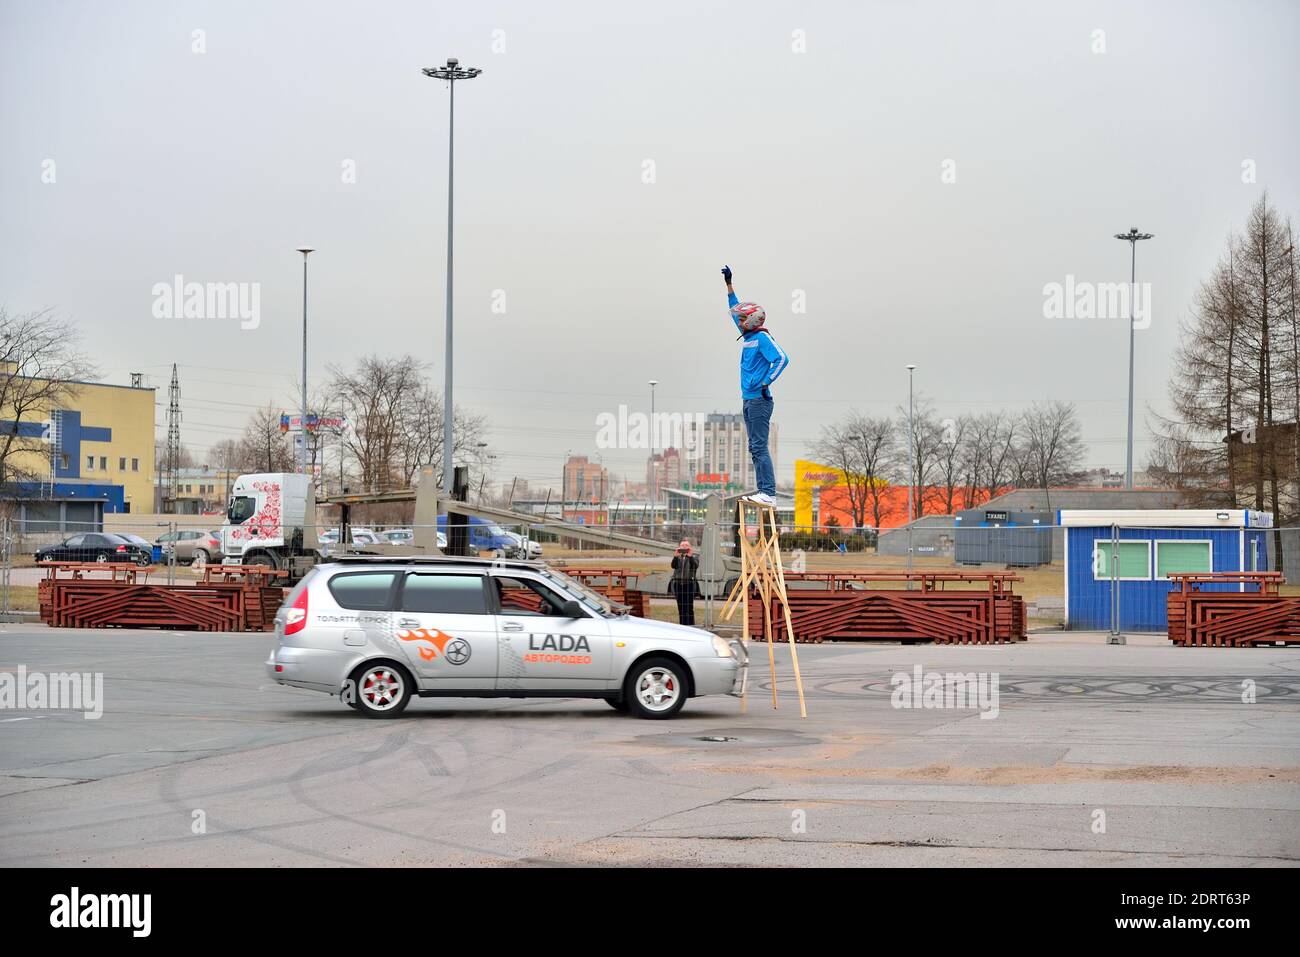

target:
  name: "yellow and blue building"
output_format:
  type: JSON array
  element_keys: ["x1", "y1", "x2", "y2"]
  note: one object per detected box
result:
[{"x1": 1, "y1": 376, "x2": 155, "y2": 529}]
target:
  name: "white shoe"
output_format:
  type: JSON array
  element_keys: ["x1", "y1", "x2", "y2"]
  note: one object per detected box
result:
[{"x1": 746, "y1": 492, "x2": 776, "y2": 506}]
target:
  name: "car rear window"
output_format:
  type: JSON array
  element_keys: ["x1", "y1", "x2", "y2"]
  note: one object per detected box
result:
[
  {"x1": 327, "y1": 572, "x2": 398, "y2": 610},
  {"x1": 401, "y1": 574, "x2": 488, "y2": 615}
]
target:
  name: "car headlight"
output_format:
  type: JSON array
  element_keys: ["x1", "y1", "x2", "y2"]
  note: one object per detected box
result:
[{"x1": 711, "y1": 635, "x2": 734, "y2": 658}]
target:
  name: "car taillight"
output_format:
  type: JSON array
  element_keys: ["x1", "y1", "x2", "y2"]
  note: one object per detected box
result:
[
  {"x1": 284, "y1": 588, "x2": 309, "y2": 636},
  {"x1": 116, "y1": 545, "x2": 127, "y2": 552}
]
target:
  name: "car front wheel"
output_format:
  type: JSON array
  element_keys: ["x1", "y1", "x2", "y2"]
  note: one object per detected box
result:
[
  {"x1": 350, "y1": 662, "x2": 412, "y2": 718},
  {"x1": 625, "y1": 657, "x2": 688, "y2": 719}
]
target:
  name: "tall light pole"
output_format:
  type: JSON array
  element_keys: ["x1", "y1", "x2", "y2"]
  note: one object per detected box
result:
[
  {"x1": 906, "y1": 364, "x2": 916, "y2": 583},
  {"x1": 296, "y1": 248, "x2": 314, "y2": 474},
  {"x1": 649, "y1": 379, "x2": 659, "y2": 510},
  {"x1": 423, "y1": 57, "x2": 482, "y2": 493},
  {"x1": 1114, "y1": 227, "x2": 1153, "y2": 489}
]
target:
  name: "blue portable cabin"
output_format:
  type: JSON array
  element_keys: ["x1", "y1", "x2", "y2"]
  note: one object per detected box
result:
[{"x1": 1061, "y1": 509, "x2": 1273, "y2": 632}]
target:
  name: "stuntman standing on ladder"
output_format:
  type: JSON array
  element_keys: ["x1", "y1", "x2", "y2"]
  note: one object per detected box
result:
[{"x1": 721, "y1": 264, "x2": 790, "y2": 506}]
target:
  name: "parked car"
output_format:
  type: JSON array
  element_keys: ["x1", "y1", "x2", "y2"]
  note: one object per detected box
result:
[
  {"x1": 319, "y1": 527, "x2": 383, "y2": 557},
  {"x1": 381, "y1": 528, "x2": 450, "y2": 551},
  {"x1": 36, "y1": 532, "x2": 152, "y2": 566},
  {"x1": 267, "y1": 556, "x2": 747, "y2": 719},
  {"x1": 501, "y1": 530, "x2": 543, "y2": 559},
  {"x1": 118, "y1": 533, "x2": 158, "y2": 563},
  {"x1": 155, "y1": 529, "x2": 223, "y2": 563}
]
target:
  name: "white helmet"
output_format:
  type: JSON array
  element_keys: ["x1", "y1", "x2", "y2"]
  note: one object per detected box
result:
[{"x1": 731, "y1": 302, "x2": 766, "y2": 332}]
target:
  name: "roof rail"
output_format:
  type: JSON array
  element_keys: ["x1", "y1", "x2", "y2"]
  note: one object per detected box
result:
[{"x1": 324, "y1": 555, "x2": 542, "y2": 568}]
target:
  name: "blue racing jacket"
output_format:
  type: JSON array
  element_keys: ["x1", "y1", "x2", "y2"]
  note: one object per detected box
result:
[{"x1": 728, "y1": 291, "x2": 790, "y2": 399}]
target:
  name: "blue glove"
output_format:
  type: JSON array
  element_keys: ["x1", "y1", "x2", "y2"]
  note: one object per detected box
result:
[{"x1": 721, "y1": 264, "x2": 732, "y2": 284}]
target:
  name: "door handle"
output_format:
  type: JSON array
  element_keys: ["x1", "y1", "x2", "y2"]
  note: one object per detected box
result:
[
  {"x1": 399, "y1": 617, "x2": 420, "y2": 627},
  {"x1": 501, "y1": 622, "x2": 524, "y2": 632}
]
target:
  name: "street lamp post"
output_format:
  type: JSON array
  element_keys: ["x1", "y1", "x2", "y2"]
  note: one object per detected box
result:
[
  {"x1": 561, "y1": 449, "x2": 572, "y2": 523},
  {"x1": 649, "y1": 379, "x2": 659, "y2": 512},
  {"x1": 295, "y1": 248, "x2": 314, "y2": 475},
  {"x1": 906, "y1": 364, "x2": 916, "y2": 585},
  {"x1": 423, "y1": 57, "x2": 482, "y2": 494},
  {"x1": 1114, "y1": 227, "x2": 1154, "y2": 489}
]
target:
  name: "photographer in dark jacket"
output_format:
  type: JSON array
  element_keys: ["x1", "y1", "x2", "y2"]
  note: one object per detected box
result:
[{"x1": 669, "y1": 539, "x2": 700, "y2": 626}]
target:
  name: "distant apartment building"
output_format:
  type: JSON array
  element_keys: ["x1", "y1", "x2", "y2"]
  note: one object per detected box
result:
[
  {"x1": 563, "y1": 455, "x2": 608, "y2": 503},
  {"x1": 683, "y1": 412, "x2": 779, "y2": 493},
  {"x1": 154, "y1": 467, "x2": 233, "y2": 515},
  {"x1": 646, "y1": 448, "x2": 683, "y2": 500}
]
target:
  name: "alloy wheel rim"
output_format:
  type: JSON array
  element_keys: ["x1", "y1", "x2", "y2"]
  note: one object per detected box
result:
[
  {"x1": 360, "y1": 667, "x2": 403, "y2": 711},
  {"x1": 635, "y1": 667, "x2": 680, "y2": 711}
]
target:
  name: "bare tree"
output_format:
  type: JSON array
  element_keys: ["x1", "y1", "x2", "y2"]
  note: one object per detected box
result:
[
  {"x1": 400, "y1": 382, "x2": 490, "y2": 486},
  {"x1": 963, "y1": 411, "x2": 1018, "y2": 504},
  {"x1": 328, "y1": 355, "x2": 491, "y2": 492},
  {"x1": 895, "y1": 397, "x2": 944, "y2": 519},
  {"x1": 1163, "y1": 194, "x2": 1298, "y2": 545},
  {"x1": 1018, "y1": 400, "x2": 1086, "y2": 511},
  {"x1": 811, "y1": 413, "x2": 896, "y2": 529},
  {"x1": 934, "y1": 415, "x2": 970, "y2": 515},
  {"x1": 0, "y1": 308, "x2": 94, "y2": 490},
  {"x1": 154, "y1": 440, "x2": 196, "y2": 471},
  {"x1": 238, "y1": 405, "x2": 294, "y2": 473}
]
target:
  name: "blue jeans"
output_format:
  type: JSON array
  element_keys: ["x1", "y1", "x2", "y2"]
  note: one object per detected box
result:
[{"x1": 742, "y1": 395, "x2": 775, "y2": 495}]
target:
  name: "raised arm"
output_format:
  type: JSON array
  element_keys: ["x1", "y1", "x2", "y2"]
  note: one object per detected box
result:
[{"x1": 722, "y1": 264, "x2": 741, "y2": 331}]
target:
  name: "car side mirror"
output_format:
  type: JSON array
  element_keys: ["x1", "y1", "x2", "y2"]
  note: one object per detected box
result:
[{"x1": 559, "y1": 599, "x2": 584, "y2": 619}]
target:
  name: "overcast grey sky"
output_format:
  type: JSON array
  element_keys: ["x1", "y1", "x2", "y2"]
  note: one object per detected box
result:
[{"x1": 3, "y1": 0, "x2": 1298, "y2": 489}]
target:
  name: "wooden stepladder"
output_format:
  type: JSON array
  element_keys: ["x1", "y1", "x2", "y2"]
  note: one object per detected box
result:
[{"x1": 719, "y1": 500, "x2": 807, "y2": 718}]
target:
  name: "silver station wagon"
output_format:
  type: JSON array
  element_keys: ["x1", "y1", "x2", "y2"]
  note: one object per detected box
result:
[{"x1": 266, "y1": 557, "x2": 747, "y2": 719}]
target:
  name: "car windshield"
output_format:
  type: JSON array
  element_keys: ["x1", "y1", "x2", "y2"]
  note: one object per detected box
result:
[
  {"x1": 486, "y1": 524, "x2": 508, "y2": 536},
  {"x1": 537, "y1": 567, "x2": 625, "y2": 619}
]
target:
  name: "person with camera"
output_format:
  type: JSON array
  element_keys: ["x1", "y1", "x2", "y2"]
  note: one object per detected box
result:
[{"x1": 670, "y1": 539, "x2": 700, "y2": 626}]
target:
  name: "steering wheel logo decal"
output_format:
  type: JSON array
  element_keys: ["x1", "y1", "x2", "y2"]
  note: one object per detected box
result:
[{"x1": 444, "y1": 639, "x2": 472, "y2": 666}]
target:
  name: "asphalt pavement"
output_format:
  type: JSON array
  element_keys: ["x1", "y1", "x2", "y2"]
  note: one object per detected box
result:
[{"x1": 1, "y1": 624, "x2": 1297, "y2": 866}]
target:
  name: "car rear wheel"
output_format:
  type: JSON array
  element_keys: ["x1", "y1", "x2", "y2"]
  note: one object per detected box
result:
[
  {"x1": 625, "y1": 657, "x2": 688, "y2": 719},
  {"x1": 95, "y1": 553, "x2": 109, "y2": 564},
  {"x1": 350, "y1": 662, "x2": 411, "y2": 718},
  {"x1": 193, "y1": 549, "x2": 210, "y2": 566}
]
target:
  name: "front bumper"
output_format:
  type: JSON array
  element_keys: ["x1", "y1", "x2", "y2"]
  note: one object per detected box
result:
[
  {"x1": 689, "y1": 640, "x2": 749, "y2": 698},
  {"x1": 727, "y1": 639, "x2": 749, "y2": 697}
]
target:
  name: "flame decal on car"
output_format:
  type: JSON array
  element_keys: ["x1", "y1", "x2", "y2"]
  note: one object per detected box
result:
[{"x1": 396, "y1": 628, "x2": 455, "y2": 660}]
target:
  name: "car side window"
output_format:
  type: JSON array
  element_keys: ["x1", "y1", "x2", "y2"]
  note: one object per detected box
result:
[
  {"x1": 327, "y1": 572, "x2": 399, "y2": 611},
  {"x1": 64, "y1": 535, "x2": 85, "y2": 547},
  {"x1": 401, "y1": 574, "x2": 488, "y2": 615},
  {"x1": 493, "y1": 576, "x2": 572, "y2": 617}
]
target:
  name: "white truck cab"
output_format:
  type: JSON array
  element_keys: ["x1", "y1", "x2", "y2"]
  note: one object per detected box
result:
[{"x1": 221, "y1": 472, "x2": 320, "y2": 575}]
